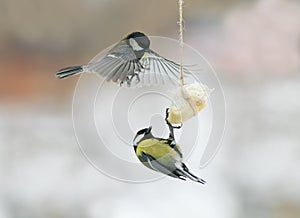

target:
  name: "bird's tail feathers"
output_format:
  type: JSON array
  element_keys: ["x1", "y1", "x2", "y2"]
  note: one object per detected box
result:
[
  {"x1": 178, "y1": 163, "x2": 206, "y2": 184},
  {"x1": 56, "y1": 66, "x2": 83, "y2": 79}
]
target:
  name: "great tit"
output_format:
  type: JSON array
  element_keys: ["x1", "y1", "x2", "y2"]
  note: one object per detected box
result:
[
  {"x1": 133, "y1": 109, "x2": 206, "y2": 184},
  {"x1": 56, "y1": 31, "x2": 191, "y2": 86}
]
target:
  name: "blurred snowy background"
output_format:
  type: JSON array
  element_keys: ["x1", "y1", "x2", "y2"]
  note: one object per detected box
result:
[{"x1": 1, "y1": 0, "x2": 300, "y2": 217}]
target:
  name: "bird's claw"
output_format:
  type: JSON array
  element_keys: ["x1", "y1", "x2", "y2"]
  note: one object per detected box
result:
[
  {"x1": 173, "y1": 123, "x2": 183, "y2": 129},
  {"x1": 135, "y1": 73, "x2": 140, "y2": 83},
  {"x1": 125, "y1": 72, "x2": 140, "y2": 87},
  {"x1": 165, "y1": 108, "x2": 182, "y2": 129},
  {"x1": 165, "y1": 108, "x2": 170, "y2": 122}
]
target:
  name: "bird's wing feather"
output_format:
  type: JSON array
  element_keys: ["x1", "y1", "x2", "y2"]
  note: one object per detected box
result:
[
  {"x1": 85, "y1": 41, "x2": 142, "y2": 84},
  {"x1": 136, "y1": 138, "x2": 205, "y2": 183},
  {"x1": 140, "y1": 152, "x2": 184, "y2": 179},
  {"x1": 137, "y1": 50, "x2": 195, "y2": 87}
]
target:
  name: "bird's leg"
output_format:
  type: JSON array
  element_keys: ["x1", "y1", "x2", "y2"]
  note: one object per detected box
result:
[
  {"x1": 165, "y1": 108, "x2": 182, "y2": 140},
  {"x1": 126, "y1": 72, "x2": 140, "y2": 87},
  {"x1": 125, "y1": 76, "x2": 132, "y2": 87},
  {"x1": 134, "y1": 61, "x2": 143, "y2": 83},
  {"x1": 168, "y1": 125, "x2": 175, "y2": 140},
  {"x1": 135, "y1": 73, "x2": 140, "y2": 83},
  {"x1": 166, "y1": 117, "x2": 175, "y2": 140},
  {"x1": 165, "y1": 108, "x2": 183, "y2": 128}
]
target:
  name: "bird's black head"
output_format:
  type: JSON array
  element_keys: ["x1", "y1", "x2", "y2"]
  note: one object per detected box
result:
[
  {"x1": 133, "y1": 126, "x2": 152, "y2": 151},
  {"x1": 126, "y1": 31, "x2": 150, "y2": 51}
]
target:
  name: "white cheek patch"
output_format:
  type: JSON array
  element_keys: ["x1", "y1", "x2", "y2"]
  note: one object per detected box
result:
[
  {"x1": 129, "y1": 38, "x2": 144, "y2": 51},
  {"x1": 133, "y1": 134, "x2": 144, "y2": 145}
]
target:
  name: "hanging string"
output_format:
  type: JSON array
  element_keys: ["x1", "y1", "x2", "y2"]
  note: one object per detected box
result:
[
  {"x1": 178, "y1": 0, "x2": 185, "y2": 87},
  {"x1": 178, "y1": 0, "x2": 198, "y2": 115}
]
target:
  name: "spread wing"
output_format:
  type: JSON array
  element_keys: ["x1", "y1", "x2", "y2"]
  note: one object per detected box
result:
[
  {"x1": 84, "y1": 40, "x2": 143, "y2": 84},
  {"x1": 84, "y1": 44, "x2": 198, "y2": 87},
  {"x1": 134, "y1": 50, "x2": 195, "y2": 87}
]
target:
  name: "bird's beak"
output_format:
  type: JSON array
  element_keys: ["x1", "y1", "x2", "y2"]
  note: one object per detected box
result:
[{"x1": 146, "y1": 126, "x2": 152, "y2": 134}]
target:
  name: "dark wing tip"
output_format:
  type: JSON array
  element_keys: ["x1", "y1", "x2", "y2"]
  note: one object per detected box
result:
[{"x1": 197, "y1": 178, "x2": 206, "y2": 184}]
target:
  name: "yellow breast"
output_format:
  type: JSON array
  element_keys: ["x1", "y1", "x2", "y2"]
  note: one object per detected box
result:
[{"x1": 136, "y1": 138, "x2": 181, "y2": 161}]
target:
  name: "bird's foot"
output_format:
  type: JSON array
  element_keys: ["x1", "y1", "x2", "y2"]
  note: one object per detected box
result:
[
  {"x1": 125, "y1": 76, "x2": 132, "y2": 87},
  {"x1": 165, "y1": 108, "x2": 183, "y2": 129},
  {"x1": 135, "y1": 73, "x2": 140, "y2": 83},
  {"x1": 125, "y1": 72, "x2": 140, "y2": 87}
]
